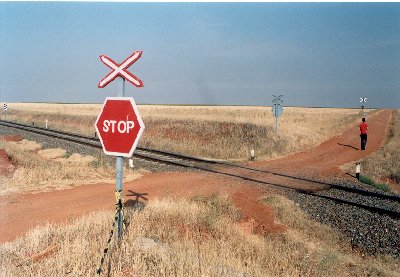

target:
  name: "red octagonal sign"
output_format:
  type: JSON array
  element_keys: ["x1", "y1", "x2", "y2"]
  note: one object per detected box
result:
[{"x1": 95, "y1": 97, "x2": 145, "y2": 157}]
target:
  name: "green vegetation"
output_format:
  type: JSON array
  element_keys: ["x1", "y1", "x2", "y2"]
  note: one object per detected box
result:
[
  {"x1": 63, "y1": 151, "x2": 72, "y2": 158},
  {"x1": 359, "y1": 175, "x2": 391, "y2": 192},
  {"x1": 359, "y1": 175, "x2": 374, "y2": 186}
]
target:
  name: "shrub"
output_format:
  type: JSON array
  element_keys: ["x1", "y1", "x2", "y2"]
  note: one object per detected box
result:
[
  {"x1": 359, "y1": 175, "x2": 391, "y2": 192},
  {"x1": 359, "y1": 175, "x2": 374, "y2": 186}
]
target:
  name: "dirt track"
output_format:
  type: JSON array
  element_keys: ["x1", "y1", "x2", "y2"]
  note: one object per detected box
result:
[
  {"x1": 252, "y1": 110, "x2": 392, "y2": 176},
  {"x1": 0, "y1": 110, "x2": 392, "y2": 242}
]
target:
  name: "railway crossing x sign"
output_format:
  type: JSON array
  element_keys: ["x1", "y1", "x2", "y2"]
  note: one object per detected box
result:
[{"x1": 98, "y1": 51, "x2": 144, "y2": 88}]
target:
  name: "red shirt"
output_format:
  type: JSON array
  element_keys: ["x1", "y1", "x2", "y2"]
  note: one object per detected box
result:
[{"x1": 359, "y1": 122, "x2": 368, "y2": 134}]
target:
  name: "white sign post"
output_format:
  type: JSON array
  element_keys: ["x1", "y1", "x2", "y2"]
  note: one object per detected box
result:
[{"x1": 3, "y1": 103, "x2": 7, "y2": 120}]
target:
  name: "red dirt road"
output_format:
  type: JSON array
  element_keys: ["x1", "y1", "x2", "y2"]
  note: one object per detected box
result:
[
  {"x1": 250, "y1": 110, "x2": 392, "y2": 176},
  {"x1": 0, "y1": 173, "x2": 284, "y2": 242},
  {"x1": 0, "y1": 110, "x2": 393, "y2": 242}
]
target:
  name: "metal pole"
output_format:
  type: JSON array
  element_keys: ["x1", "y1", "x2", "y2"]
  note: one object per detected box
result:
[{"x1": 116, "y1": 77, "x2": 125, "y2": 240}]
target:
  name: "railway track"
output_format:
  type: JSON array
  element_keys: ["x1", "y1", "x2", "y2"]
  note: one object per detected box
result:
[{"x1": 1, "y1": 119, "x2": 399, "y2": 219}]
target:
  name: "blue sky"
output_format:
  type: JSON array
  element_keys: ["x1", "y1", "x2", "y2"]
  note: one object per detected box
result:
[{"x1": 1, "y1": 2, "x2": 399, "y2": 108}]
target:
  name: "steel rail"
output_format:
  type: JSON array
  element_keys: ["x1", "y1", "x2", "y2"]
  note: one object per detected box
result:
[
  {"x1": 1, "y1": 119, "x2": 399, "y2": 219},
  {"x1": 2, "y1": 120, "x2": 398, "y2": 202}
]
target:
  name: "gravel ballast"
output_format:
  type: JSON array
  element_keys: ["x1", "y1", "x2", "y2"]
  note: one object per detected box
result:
[
  {"x1": 284, "y1": 176, "x2": 400, "y2": 258},
  {"x1": 0, "y1": 124, "x2": 188, "y2": 173}
]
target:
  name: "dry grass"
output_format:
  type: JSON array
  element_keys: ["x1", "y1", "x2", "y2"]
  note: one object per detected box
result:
[
  {"x1": 5, "y1": 103, "x2": 365, "y2": 160},
  {"x1": 361, "y1": 110, "x2": 400, "y2": 187},
  {"x1": 0, "y1": 139, "x2": 143, "y2": 195},
  {"x1": 0, "y1": 194, "x2": 398, "y2": 276}
]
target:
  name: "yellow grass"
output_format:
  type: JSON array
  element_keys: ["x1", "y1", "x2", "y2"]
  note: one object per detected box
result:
[
  {"x1": 0, "y1": 139, "x2": 143, "y2": 196},
  {"x1": 4, "y1": 103, "x2": 367, "y2": 160},
  {"x1": 37, "y1": 148, "x2": 66, "y2": 159},
  {"x1": 362, "y1": 110, "x2": 400, "y2": 186},
  {"x1": 0, "y1": 194, "x2": 397, "y2": 276}
]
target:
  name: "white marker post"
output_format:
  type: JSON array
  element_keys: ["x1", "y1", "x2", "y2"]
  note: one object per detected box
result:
[
  {"x1": 356, "y1": 163, "x2": 361, "y2": 180},
  {"x1": 3, "y1": 103, "x2": 7, "y2": 120},
  {"x1": 128, "y1": 158, "x2": 134, "y2": 169}
]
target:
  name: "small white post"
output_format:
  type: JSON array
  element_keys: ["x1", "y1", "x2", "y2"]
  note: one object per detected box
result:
[
  {"x1": 128, "y1": 158, "x2": 134, "y2": 169},
  {"x1": 356, "y1": 163, "x2": 361, "y2": 180},
  {"x1": 250, "y1": 149, "x2": 255, "y2": 161},
  {"x1": 45, "y1": 119, "x2": 48, "y2": 129}
]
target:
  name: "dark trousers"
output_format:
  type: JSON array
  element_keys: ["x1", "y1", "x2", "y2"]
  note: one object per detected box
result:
[{"x1": 360, "y1": 134, "x2": 367, "y2": 150}]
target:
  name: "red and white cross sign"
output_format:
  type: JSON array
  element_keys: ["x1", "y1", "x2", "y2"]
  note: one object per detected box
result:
[{"x1": 98, "y1": 51, "x2": 144, "y2": 88}]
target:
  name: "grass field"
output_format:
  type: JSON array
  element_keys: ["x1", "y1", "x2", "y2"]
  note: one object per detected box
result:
[
  {"x1": 0, "y1": 194, "x2": 398, "y2": 276},
  {"x1": 361, "y1": 110, "x2": 400, "y2": 187},
  {"x1": 3, "y1": 103, "x2": 364, "y2": 160}
]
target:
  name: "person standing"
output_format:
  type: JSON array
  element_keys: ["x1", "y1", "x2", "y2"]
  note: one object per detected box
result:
[{"x1": 359, "y1": 118, "x2": 368, "y2": 150}]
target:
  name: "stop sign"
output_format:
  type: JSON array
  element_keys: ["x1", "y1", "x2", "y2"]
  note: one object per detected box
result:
[{"x1": 95, "y1": 97, "x2": 145, "y2": 157}]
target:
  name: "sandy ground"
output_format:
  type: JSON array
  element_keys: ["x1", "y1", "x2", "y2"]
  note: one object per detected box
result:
[{"x1": 0, "y1": 110, "x2": 392, "y2": 242}]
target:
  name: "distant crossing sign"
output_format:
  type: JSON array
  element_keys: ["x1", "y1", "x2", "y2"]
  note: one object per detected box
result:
[
  {"x1": 272, "y1": 95, "x2": 283, "y2": 118},
  {"x1": 272, "y1": 95, "x2": 284, "y2": 134},
  {"x1": 360, "y1": 97, "x2": 368, "y2": 115}
]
